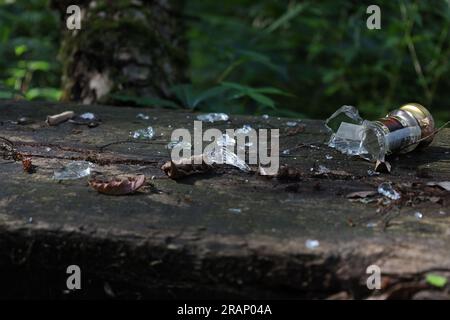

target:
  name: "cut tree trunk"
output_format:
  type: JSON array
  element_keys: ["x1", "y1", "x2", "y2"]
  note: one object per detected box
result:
[
  {"x1": 1, "y1": 101, "x2": 450, "y2": 299},
  {"x1": 51, "y1": 0, "x2": 188, "y2": 104}
]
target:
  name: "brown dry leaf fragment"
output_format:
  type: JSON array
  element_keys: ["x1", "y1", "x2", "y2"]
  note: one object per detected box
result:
[
  {"x1": 427, "y1": 181, "x2": 450, "y2": 191},
  {"x1": 429, "y1": 196, "x2": 442, "y2": 204},
  {"x1": 275, "y1": 165, "x2": 303, "y2": 180},
  {"x1": 89, "y1": 175, "x2": 146, "y2": 195},
  {"x1": 22, "y1": 157, "x2": 33, "y2": 173},
  {"x1": 346, "y1": 190, "x2": 377, "y2": 199},
  {"x1": 327, "y1": 170, "x2": 353, "y2": 178},
  {"x1": 161, "y1": 155, "x2": 213, "y2": 179},
  {"x1": 284, "y1": 125, "x2": 305, "y2": 136}
]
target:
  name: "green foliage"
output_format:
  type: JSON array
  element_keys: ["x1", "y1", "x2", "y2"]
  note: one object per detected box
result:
[
  {"x1": 110, "y1": 82, "x2": 293, "y2": 116},
  {"x1": 0, "y1": 0, "x2": 448, "y2": 124},
  {"x1": 0, "y1": 0, "x2": 61, "y2": 101},
  {"x1": 187, "y1": 0, "x2": 450, "y2": 123}
]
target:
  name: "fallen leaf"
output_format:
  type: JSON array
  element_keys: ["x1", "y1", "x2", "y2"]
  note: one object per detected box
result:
[
  {"x1": 161, "y1": 155, "x2": 213, "y2": 179},
  {"x1": 429, "y1": 196, "x2": 442, "y2": 204},
  {"x1": 275, "y1": 165, "x2": 303, "y2": 180},
  {"x1": 426, "y1": 181, "x2": 450, "y2": 191},
  {"x1": 89, "y1": 175, "x2": 146, "y2": 195},
  {"x1": 22, "y1": 157, "x2": 33, "y2": 173},
  {"x1": 426, "y1": 274, "x2": 448, "y2": 288},
  {"x1": 283, "y1": 125, "x2": 305, "y2": 136},
  {"x1": 346, "y1": 190, "x2": 377, "y2": 198}
]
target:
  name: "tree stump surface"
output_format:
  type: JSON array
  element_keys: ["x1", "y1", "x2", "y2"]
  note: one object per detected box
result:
[{"x1": 0, "y1": 101, "x2": 449, "y2": 299}]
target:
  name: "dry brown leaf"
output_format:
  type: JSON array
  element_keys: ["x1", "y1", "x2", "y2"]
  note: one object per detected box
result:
[
  {"x1": 346, "y1": 190, "x2": 377, "y2": 199},
  {"x1": 275, "y1": 165, "x2": 303, "y2": 180},
  {"x1": 22, "y1": 157, "x2": 33, "y2": 173},
  {"x1": 89, "y1": 175, "x2": 146, "y2": 195},
  {"x1": 427, "y1": 181, "x2": 450, "y2": 191},
  {"x1": 161, "y1": 155, "x2": 213, "y2": 179}
]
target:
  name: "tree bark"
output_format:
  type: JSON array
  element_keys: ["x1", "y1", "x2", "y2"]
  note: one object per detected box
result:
[{"x1": 51, "y1": 0, "x2": 188, "y2": 104}]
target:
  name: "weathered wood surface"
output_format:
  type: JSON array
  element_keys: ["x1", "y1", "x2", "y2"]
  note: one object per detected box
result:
[{"x1": 0, "y1": 101, "x2": 449, "y2": 299}]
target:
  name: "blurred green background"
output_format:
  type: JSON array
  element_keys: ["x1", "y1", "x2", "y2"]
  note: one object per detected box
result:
[{"x1": 0, "y1": 0, "x2": 449, "y2": 123}]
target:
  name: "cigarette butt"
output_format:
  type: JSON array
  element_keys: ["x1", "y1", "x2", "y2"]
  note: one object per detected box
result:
[{"x1": 46, "y1": 111, "x2": 75, "y2": 126}]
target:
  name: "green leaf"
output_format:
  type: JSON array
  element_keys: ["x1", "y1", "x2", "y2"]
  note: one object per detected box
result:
[
  {"x1": 14, "y1": 44, "x2": 27, "y2": 56},
  {"x1": 192, "y1": 85, "x2": 229, "y2": 108},
  {"x1": 170, "y1": 84, "x2": 196, "y2": 108},
  {"x1": 248, "y1": 92, "x2": 275, "y2": 109},
  {"x1": 27, "y1": 61, "x2": 50, "y2": 72},
  {"x1": 254, "y1": 87, "x2": 293, "y2": 97},
  {"x1": 264, "y1": 3, "x2": 306, "y2": 35},
  {"x1": 235, "y1": 49, "x2": 285, "y2": 76},
  {"x1": 221, "y1": 81, "x2": 249, "y2": 93},
  {"x1": 426, "y1": 274, "x2": 448, "y2": 288}
]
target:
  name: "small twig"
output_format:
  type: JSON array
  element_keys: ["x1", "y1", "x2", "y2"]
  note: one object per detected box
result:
[
  {"x1": 397, "y1": 120, "x2": 450, "y2": 153},
  {"x1": 98, "y1": 139, "x2": 168, "y2": 151}
]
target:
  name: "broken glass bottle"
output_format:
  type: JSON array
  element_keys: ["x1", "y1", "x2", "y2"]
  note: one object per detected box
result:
[{"x1": 326, "y1": 103, "x2": 435, "y2": 162}]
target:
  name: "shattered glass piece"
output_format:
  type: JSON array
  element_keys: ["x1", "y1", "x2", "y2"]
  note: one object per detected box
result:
[
  {"x1": 305, "y1": 239, "x2": 320, "y2": 250},
  {"x1": 136, "y1": 113, "x2": 149, "y2": 120},
  {"x1": 236, "y1": 125, "x2": 253, "y2": 135},
  {"x1": 414, "y1": 211, "x2": 423, "y2": 220},
  {"x1": 202, "y1": 133, "x2": 250, "y2": 172},
  {"x1": 53, "y1": 161, "x2": 95, "y2": 180},
  {"x1": 196, "y1": 113, "x2": 229, "y2": 122},
  {"x1": 221, "y1": 149, "x2": 250, "y2": 172},
  {"x1": 69, "y1": 112, "x2": 100, "y2": 125},
  {"x1": 17, "y1": 117, "x2": 34, "y2": 125},
  {"x1": 216, "y1": 133, "x2": 236, "y2": 147},
  {"x1": 262, "y1": 114, "x2": 269, "y2": 120},
  {"x1": 204, "y1": 146, "x2": 250, "y2": 172},
  {"x1": 228, "y1": 208, "x2": 242, "y2": 214},
  {"x1": 377, "y1": 182, "x2": 401, "y2": 200},
  {"x1": 316, "y1": 165, "x2": 331, "y2": 174},
  {"x1": 45, "y1": 147, "x2": 52, "y2": 152},
  {"x1": 282, "y1": 149, "x2": 290, "y2": 155},
  {"x1": 166, "y1": 139, "x2": 192, "y2": 150},
  {"x1": 325, "y1": 105, "x2": 364, "y2": 133},
  {"x1": 328, "y1": 122, "x2": 367, "y2": 156},
  {"x1": 80, "y1": 112, "x2": 95, "y2": 120},
  {"x1": 130, "y1": 126, "x2": 154, "y2": 139},
  {"x1": 286, "y1": 121, "x2": 298, "y2": 127},
  {"x1": 367, "y1": 169, "x2": 380, "y2": 176},
  {"x1": 366, "y1": 222, "x2": 377, "y2": 228},
  {"x1": 325, "y1": 154, "x2": 333, "y2": 160}
]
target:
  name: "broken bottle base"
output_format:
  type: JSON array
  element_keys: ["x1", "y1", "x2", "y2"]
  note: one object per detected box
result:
[{"x1": 326, "y1": 103, "x2": 435, "y2": 163}]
